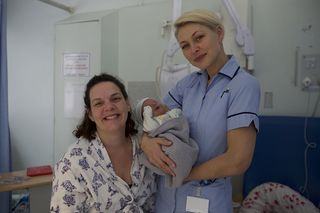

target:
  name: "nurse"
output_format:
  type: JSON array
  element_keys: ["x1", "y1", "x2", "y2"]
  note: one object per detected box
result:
[{"x1": 141, "y1": 9, "x2": 260, "y2": 212}]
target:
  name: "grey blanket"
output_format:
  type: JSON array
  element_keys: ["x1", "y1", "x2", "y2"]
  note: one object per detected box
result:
[{"x1": 139, "y1": 116, "x2": 199, "y2": 188}]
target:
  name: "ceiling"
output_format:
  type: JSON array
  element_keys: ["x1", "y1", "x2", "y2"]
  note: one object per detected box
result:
[{"x1": 38, "y1": 0, "x2": 153, "y2": 14}]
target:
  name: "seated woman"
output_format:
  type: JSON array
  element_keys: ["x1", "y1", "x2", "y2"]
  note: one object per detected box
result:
[
  {"x1": 50, "y1": 74, "x2": 156, "y2": 212},
  {"x1": 240, "y1": 182, "x2": 320, "y2": 213},
  {"x1": 135, "y1": 97, "x2": 199, "y2": 188}
]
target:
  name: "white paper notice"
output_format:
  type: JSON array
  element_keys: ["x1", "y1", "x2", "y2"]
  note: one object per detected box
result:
[
  {"x1": 63, "y1": 53, "x2": 90, "y2": 76},
  {"x1": 64, "y1": 82, "x2": 85, "y2": 118}
]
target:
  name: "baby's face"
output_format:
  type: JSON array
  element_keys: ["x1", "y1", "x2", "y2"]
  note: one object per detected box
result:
[{"x1": 143, "y1": 99, "x2": 169, "y2": 117}]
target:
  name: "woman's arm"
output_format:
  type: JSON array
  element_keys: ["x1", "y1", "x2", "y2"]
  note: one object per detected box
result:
[
  {"x1": 185, "y1": 123, "x2": 257, "y2": 181},
  {"x1": 140, "y1": 133, "x2": 176, "y2": 176}
]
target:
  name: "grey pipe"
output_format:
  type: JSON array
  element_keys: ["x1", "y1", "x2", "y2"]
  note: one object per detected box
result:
[{"x1": 38, "y1": 0, "x2": 74, "y2": 14}]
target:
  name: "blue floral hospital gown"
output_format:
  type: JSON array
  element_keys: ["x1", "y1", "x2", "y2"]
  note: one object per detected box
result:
[{"x1": 50, "y1": 134, "x2": 157, "y2": 212}]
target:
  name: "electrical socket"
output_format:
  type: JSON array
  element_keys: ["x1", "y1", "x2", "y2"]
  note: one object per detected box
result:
[{"x1": 264, "y1": 91, "x2": 273, "y2": 108}]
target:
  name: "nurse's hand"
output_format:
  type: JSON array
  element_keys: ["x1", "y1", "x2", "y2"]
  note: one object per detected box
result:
[{"x1": 141, "y1": 133, "x2": 176, "y2": 176}]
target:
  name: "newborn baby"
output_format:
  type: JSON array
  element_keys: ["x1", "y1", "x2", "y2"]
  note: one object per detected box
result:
[
  {"x1": 135, "y1": 97, "x2": 199, "y2": 188},
  {"x1": 136, "y1": 97, "x2": 182, "y2": 132}
]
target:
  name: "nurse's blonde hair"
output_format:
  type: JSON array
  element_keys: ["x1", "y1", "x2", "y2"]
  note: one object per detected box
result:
[{"x1": 174, "y1": 9, "x2": 223, "y2": 37}]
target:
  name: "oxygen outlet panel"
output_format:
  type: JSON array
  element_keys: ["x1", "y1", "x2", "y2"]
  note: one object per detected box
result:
[{"x1": 296, "y1": 47, "x2": 320, "y2": 91}]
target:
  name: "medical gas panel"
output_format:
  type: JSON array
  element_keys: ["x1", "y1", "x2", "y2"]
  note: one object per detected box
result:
[{"x1": 296, "y1": 46, "x2": 320, "y2": 90}]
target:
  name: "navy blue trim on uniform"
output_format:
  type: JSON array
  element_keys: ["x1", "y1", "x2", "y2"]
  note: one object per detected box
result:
[
  {"x1": 218, "y1": 66, "x2": 240, "y2": 80},
  {"x1": 168, "y1": 91, "x2": 182, "y2": 107},
  {"x1": 218, "y1": 72, "x2": 232, "y2": 79},
  {"x1": 231, "y1": 66, "x2": 240, "y2": 79},
  {"x1": 199, "y1": 178, "x2": 216, "y2": 186},
  {"x1": 227, "y1": 112, "x2": 258, "y2": 119}
]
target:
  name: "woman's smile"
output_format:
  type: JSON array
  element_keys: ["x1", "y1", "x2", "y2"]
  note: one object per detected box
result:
[
  {"x1": 89, "y1": 81, "x2": 130, "y2": 133},
  {"x1": 193, "y1": 53, "x2": 207, "y2": 63}
]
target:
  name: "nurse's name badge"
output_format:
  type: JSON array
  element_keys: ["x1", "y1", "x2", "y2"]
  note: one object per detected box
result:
[{"x1": 186, "y1": 196, "x2": 209, "y2": 213}]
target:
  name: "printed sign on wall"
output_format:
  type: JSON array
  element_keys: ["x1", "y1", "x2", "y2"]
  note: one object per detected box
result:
[
  {"x1": 63, "y1": 53, "x2": 90, "y2": 76},
  {"x1": 64, "y1": 82, "x2": 85, "y2": 118}
]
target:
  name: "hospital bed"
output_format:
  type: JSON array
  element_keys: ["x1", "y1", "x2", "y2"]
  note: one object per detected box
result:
[{"x1": 243, "y1": 116, "x2": 320, "y2": 208}]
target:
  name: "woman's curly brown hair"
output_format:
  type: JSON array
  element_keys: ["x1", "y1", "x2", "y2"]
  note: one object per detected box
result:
[{"x1": 73, "y1": 73, "x2": 137, "y2": 140}]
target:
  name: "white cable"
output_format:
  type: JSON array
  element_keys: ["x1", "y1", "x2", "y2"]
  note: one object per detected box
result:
[
  {"x1": 165, "y1": 0, "x2": 182, "y2": 58},
  {"x1": 221, "y1": 0, "x2": 255, "y2": 56},
  {"x1": 300, "y1": 91, "x2": 317, "y2": 197},
  {"x1": 222, "y1": 0, "x2": 242, "y2": 28},
  {"x1": 222, "y1": 0, "x2": 244, "y2": 45}
]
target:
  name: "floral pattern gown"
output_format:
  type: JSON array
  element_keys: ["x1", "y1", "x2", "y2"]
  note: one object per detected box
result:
[{"x1": 50, "y1": 134, "x2": 157, "y2": 213}]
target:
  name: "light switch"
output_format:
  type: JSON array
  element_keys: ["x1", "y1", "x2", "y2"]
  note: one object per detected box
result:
[{"x1": 264, "y1": 91, "x2": 273, "y2": 108}]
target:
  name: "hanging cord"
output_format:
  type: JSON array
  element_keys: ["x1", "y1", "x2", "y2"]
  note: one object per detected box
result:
[{"x1": 299, "y1": 91, "x2": 317, "y2": 197}]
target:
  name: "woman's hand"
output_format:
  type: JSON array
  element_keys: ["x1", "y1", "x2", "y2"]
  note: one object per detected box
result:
[{"x1": 141, "y1": 133, "x2": 176, "y2": 176}]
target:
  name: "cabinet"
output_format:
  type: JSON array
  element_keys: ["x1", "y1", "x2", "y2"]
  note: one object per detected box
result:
[{"x1": 54, "y1": 10, "x2": 119, "y2": 162}]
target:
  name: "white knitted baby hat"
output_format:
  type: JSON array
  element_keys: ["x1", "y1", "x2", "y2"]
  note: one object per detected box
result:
[{"x1": 134, "y1": 97, "x2": 149, "y2": 125}]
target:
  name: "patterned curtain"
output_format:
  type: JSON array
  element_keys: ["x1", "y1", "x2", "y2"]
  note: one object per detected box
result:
[{"x1": 0, "y1": 0, "x2": 12, "y2": 211}]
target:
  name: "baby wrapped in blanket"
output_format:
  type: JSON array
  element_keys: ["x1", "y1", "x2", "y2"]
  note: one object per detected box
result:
[{"x1": 135, "y1": 98, "x2": 199, "y2": 188}]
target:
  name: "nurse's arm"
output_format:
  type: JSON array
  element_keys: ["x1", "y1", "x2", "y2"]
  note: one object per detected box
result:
[
  {"x1": 141, "y1": 133, "x2": 176, "y2": 176},
  {"x1": 185, "y1": 123, "x2": 256, "y2": 181}
]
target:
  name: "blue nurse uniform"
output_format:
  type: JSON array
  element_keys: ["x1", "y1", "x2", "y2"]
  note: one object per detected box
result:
[{"x1": 156, "y1": 56, "x2": 260, "y2": 213}]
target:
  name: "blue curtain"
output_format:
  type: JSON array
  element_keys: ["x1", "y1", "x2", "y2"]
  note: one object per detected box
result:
[{"x1": 0, "y1": 0, "x2": 12, "y2": 212}]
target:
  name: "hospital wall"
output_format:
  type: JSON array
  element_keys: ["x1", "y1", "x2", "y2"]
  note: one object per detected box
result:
[{"x1": 6, "y1": 0, "x2": 320, "y2": 212}]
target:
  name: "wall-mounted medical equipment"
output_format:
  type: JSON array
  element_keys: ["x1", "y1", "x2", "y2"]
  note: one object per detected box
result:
[
  {"x1": 156, "y1": 54, "x2": 199, "y2": 99},
  {"x1": 295, "y1": 46, "x2": 320, "y2": 91},
  {"x1": 156, "y1": 0, "x2": 198, "y2": 99},
  {"x1": 222, "y1": 0, "x2": 254, "y2": 71}
]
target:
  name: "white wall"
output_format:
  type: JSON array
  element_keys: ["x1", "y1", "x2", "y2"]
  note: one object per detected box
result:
[
  {"x1": 118, "y1": 0, "x2": 223, "y2": 81},
  {"x1": 7, "y1": 1, "x2": 67, "y2": 169},
  {"x1": 253, "y1": 0, "x2": 320, "y2": 116},
  {"x1": 7, "y1": 1, "x2": 69, "y2": 212},
  {"x1": 7, "y1": 0, "x2": 320, "y2": 212}
]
